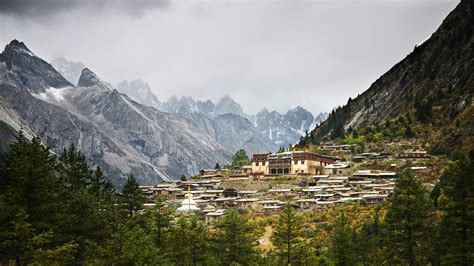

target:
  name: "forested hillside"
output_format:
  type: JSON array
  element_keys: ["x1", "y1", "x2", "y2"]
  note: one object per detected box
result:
[{"x1": 298, "y1": 0, "x2": 473, "y2": 155}]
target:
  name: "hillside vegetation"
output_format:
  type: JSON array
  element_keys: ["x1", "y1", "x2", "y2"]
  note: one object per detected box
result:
[{"x1": 298, "y1": 0, "x2": 473, "y2": 155}]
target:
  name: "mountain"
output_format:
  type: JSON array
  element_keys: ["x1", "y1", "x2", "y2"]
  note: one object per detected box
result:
[
  {"x1": 162, "y1": 94, "x2": 246, "y2": 118},
  {"x1": 159, "y1": 94, "x2": 276, "y2": 152},
  {"x1": 253, "y1": 107, "x2": 328, "y2": 148},
  {"x1": 0, "y1": 40, "x2": 233, "y2": 186},
  {"x1": 160, "y1": 94, "x2": 325, "y2": 149},
  {"x1": 116, "y1": 79, "x2": 161, "y2": 109},
  {"x1": 196, "y1": 99, "x2": 216, "y2": 118},
  {"x1": 0, "y1": 40, "x2": 72, "y2": 93},
  {"x1": 50, "y1": 57, "x2": 86, "y2": 85},
  {"x1": 176, "y1": 111, "x2": 274, "y2": 155},
  {"x1": 214, "y1": 94, "x2": 247, "y2": 118},
  {"x1": 254, "y1": 109, "x2": 295, "y2": 147},
  {"x1": 298, "y1": 0, "x2": 473, "y2": 154},
  {"x1": 47, "y1": 56, "x2": 326, "y2": 157},
  {"x1": 284, "y1": 106, "x2": 315, "y2": 135},
  {"x1": 313, "y1": 112, "x2": 329, "y2": 126}
]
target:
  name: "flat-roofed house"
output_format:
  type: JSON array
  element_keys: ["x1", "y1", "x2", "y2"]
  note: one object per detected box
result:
[
  {"x1": 295, "y1": 199, "x2": 318, "y2": 209},
  {"x1": 362, "y1": 194, "x2": 388, "y2": 204},
  {"x1": 322, "y1": 163, "x2": 351, "y2": 175},
  {"x1": 238, "y1": 190, "x2": 259, "y2": 198},
  {"x1": 251, "y1": 151, "x2": 334, "y2": 176},
  {"x1": 213, "y1": 197, "x2": 237, "y2": 208},
  {"x1": 267, "y1": 188, "x2": 293, "y2": 195},
  {"x1": 235, "y1": 198, "x2": 260, "y2": 209},
  {"x1": 398, "y1": 150, "x2": 430, "y2": 159}
]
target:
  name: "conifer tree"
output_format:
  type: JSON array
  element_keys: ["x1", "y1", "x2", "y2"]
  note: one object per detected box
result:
[
  {"x1": 2, "y1": 211, "x2": 77, "y2": 265},
  {"x1": 232, "y1": 149, "x2": 250, "y2": 167},
  {"x1": 121, "y1": 174, "x2": 146, "y2": 218},
  {"x1": 213, "y1": 208, "x2": 259, "y2": 265},
  {"x1": 436, "y1": 151, "x2": 474, "y2": 265},
  {"x1": 56, "y1": 145, "x2": 111, "y2": 260},
  {"x1": 329, "y1": 212, "x2": 357, "y2": 266},
  {"x1": 149, "y1": 197, "x2": 175, "y2": 250},
  {"x1": 384, "y1": 166, "x2": 433, "y2": 265},
  {"x1": 353, "y1": 207, "x2": 384, "y2": 265},
  {"x1": 331, "y1": 124, "x2": 345, "y2": 139},
  {"x1": 168, "y1": 216, "x2": 212, "y2": 265},
  {"x1": 0, "y1": 133, "x2": 66, "y2": 261},
  {"x1": 273, "y1": 203, "x2": 303, "y2": 265},
  {"x1": 104, "y1": 223, "x2": 165, "y2": 265},
  {"x1": 404, "y1": 125, "x2": 414, "y2": 138},
  {"x1": 57, "y1": 144, "x2": 93, "y2": 189},
  {"x1": 0, "y1": 133, "x2": 62, "y2": 237}
]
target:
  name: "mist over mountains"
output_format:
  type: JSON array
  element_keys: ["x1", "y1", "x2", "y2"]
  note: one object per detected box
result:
[
  {"x1": 0, "y1": 46, "x2": 327, "y2": 186},
  {"x1": 53, "y1": 57, "x2": 328, "y2": 149}
]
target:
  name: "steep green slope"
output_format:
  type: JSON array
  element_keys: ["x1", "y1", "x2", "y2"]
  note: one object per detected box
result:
[{"x1": 299, "y1": 0, "x2": 473, "y2": 155}]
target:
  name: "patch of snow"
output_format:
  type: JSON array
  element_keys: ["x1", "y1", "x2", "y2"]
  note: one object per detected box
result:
[{"x1": 32, "y1": 86, "x2": 74, "y2": 103}]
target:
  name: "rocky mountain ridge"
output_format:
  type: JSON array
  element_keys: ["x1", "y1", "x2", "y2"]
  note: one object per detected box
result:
[
  {"x1": 0, "y1": 40, "x2": 235, "y2": 186},
  {"x1": 54, "y1": 57, "x2": 329, "y2": 150},
  {"x1": 298, "y1": 0, "x2": 473, "y2": 154}
]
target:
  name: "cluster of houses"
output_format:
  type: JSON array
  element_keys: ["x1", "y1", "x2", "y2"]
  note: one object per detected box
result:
[
  {"x1": 139, "y1": 148, "x2": 430, "y2": 222},
  {"x1": 139, "y1": 172, "x2": 397, "y2": 222}
]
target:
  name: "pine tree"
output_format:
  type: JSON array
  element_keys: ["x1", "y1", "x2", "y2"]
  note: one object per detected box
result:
[
  {"x1": 436, "y1": 151, "x2": 474, "y2": 265},
  {"x1": 104, "y1": 223, "x2": 166, "y2": 265},
  {"x1": 57, "y1": 144, "x2": 93, "y2": 190},
  {"x1": 353, "y1": 207, "x2": 384, "y2": 265},
  {"x1": 121, "y1": 174, "x2": 146, "y2": 218},
  {"x1": 404, "y1": 125, "x2": 414, "y2": 138},
  {"x1": 329, "y1": 212, "x2": 357, "y2": 266},
  {"x1": 384, "y1": 165, "x2": 433, "y2": 265},
  {"x1": 331, "y1": 124, "x2": 345, "y2": 139},
  {"x1": 232, "y1": 149, "x2": 250, "y2": 167},
  {"x1": 352, "y1": 129, "x2": 359, "y2": 139},
  {"x1": 273, "y1": 203, "x2": 303, "y2": 265},
  {"x1": 0, "y1": 134, "x2": 63, "y2": 236},
  {"x1": 213, "y1": 208, "x2": 259, "y2": 265},
  {"x1": 1, "y1": 211, "x2": 77, "y2": 265},
  {"x1": 150, "y1": 197, "x2": 175, "y2": 250},
  {"x1": 0, "y1": 133, "x2": 67, "y2": 262},
  {"x1": 168, "y1": 216, "x2": 212, "y2": 265},
  {"x1": 57, "y1": 145, "x2": 111, "y2": 260}
]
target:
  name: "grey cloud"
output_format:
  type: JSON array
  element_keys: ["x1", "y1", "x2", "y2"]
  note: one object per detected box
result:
[
  {"x1": 0, "y1": 0, "x2": 459, "y2": 115},
  {"x1": 0, "y1": 0, "x2": 170, "y2": 18}
]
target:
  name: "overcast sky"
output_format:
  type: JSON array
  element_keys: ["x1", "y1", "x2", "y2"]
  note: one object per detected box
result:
[{"x1": 0, "y1": 0, "x2": 459, "y2": 115}]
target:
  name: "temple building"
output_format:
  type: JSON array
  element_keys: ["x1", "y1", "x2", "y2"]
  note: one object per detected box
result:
[{"x1": 251, "y1": 151, "x2": 334, "y2": 176}]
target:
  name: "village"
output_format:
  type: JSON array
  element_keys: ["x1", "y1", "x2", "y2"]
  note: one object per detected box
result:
[{"x1": 139, "y1": 143, "x2": 436, "y2": 223}]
